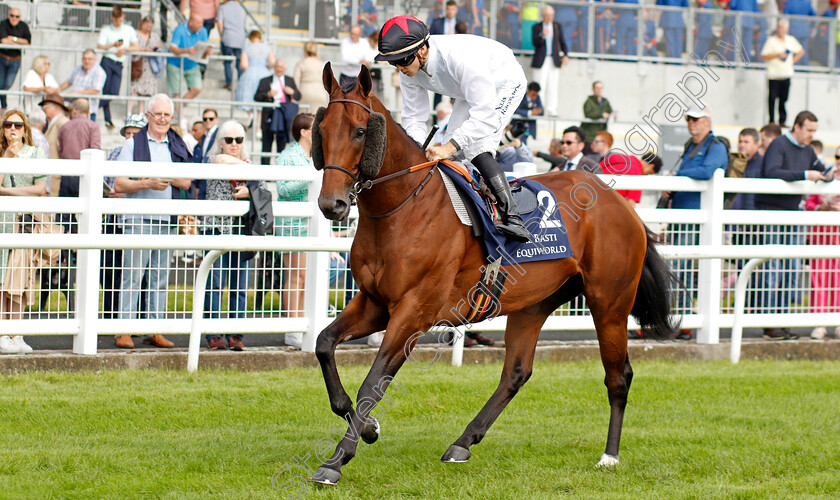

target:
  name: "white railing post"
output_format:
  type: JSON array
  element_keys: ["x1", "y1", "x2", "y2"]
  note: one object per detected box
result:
[
  {"x1": 696, "y1": 168, "x2": 725, "y2": 344},
  {"x1": 302, "y1": 172, "x2": 331, "y2": 353},
  {"x1": 188, "y1": 250, "x2": 225, "y2": 372},
  {"x1": 731, "y1": 257, "x2": 769, "y2": 363},
  {"x1": 73, "y1": 149, "x2": 104, "y2": 355}
]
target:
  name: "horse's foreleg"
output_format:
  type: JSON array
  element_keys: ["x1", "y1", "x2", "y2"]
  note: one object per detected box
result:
[
  {"x1": 315, "y1": 292, "x2": 388, "y2": 419},
  {"x1": 311, "y1": 313, "x2": 430, "y2": 486},
  {"x1": 442, "y1": 310, "x2": 545, "y2": 463}
]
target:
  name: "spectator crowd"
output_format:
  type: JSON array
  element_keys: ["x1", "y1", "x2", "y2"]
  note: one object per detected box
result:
[{"x1": 0, "y1": 1, "x2": 839, "y2": 356}]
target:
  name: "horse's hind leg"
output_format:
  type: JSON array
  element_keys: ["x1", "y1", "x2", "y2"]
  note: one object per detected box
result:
[
  {"x1": 588, "y1": 287, "x2": 636, "y2": 468},
  {"x1": 315, "y1": 292, "x2": 388, "y2": 420},
  {"x1": 441, "y1": 309, "x2": 546, "y2": 463}
]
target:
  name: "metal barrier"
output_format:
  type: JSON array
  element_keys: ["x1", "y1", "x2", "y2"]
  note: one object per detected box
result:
[{"x1": 2, "y1": 156, "x2": 840, "y2": 370}]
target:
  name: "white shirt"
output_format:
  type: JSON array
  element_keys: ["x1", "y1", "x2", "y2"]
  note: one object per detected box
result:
[
  {"x1": 444, "y1": 17, "x2": 457, "y2": 35},
  {"x1": 270, "y1": 75, "x2": 286, "y2": 105},
  {"x1": 542, "y1": 23, "x2": 554, "y2": 56},
  {"x1": 340, "y1": 36, "x2": 371, "y2": 78},
  {"x1": 22, "y1": 69, "x2": 59, "y2": 111},
  {"x1": 761, "y1": 34, "x2": 803, "y2": 79},
  {"x1": 202, "y1": 125, "x2": 217, "y2": 158},
  {"x1": 97, "y1": 23, "x2": 139, "y2": 64},
  {"x1": 565, "y1": 152, "x2": 584, "y2": 171},
  {"x1": 400, "y1": 35, "x2": 527, "y2": 158}
]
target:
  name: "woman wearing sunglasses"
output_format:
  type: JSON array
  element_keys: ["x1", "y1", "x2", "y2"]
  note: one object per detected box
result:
[
  {"x1": 201, "y1": 120, "x2": 264, "y2": 351},
  {"x1": 0, "y1": 109, "x2": 48, "y2": 354},
  {"x1": 374, "y1": 15, "x2": 531, "y2": 242}
]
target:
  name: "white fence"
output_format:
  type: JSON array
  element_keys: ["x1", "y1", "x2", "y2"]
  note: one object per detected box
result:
[{"x1": 2, "y1": 153, "x2": 840, "y2": 367}]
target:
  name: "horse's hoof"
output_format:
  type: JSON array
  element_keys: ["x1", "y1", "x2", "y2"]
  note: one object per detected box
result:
[
  {"x1": 309, "y1": 467, "x2": 342, "y2": 485},
  {"x1": 441, "y1": 445, "x2": 471, "y2": 463},
  {"x1": 361, "y1": 417, "x2": 380, "y2": 444},
  {"x1": 595, "y1": 454, "x2": 619, "y2": 468}
]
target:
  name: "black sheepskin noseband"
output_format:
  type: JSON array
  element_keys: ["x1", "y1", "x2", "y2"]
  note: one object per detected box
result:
[{"x1": 311, "y1": 106, "x2": 387, "y2": 178}]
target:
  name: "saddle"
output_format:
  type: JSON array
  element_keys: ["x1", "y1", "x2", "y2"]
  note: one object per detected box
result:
[{"x1": 438, "y1": 160, "x2": 538, "y2": 237}]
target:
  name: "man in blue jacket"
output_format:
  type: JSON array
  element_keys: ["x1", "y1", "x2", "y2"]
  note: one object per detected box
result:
[{"x1": 667, "y1": 106, "x2": 728, "y2": 340}]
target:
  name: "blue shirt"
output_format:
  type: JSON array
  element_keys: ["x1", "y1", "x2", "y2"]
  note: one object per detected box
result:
[
  {"x1": 657, "y1": 0, "x2": 688, "y2": 28},
  {"x1": 671, "y1": 133, "x2": 728, "y2": 209},
  {"x1": 117, "y1": 134, "x2": 175, "y2": 222},
  {"x1": 167, "y1": 22, "x2": 209, "y2": 71}
]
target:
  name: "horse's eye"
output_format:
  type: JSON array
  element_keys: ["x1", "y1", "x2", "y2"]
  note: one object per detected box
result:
[{"x1": 356, "y1": 128, "x2": 366, "y2": 138}]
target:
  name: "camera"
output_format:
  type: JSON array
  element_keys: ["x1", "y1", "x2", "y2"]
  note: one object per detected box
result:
[{"x1": 500, "y1": 121, "x2": 527, "y2": 146}]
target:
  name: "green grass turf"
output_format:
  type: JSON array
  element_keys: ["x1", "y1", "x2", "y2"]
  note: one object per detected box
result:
[{"x1": 1, "y1": 360, "x2": 839, "y2": 499}]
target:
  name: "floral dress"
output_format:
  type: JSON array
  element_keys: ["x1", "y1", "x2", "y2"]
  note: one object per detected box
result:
[
  {"x1": 275, "y1": 142, "x2": 310, "y2": 237},
  {"x1": 132, "y1": 31, "x2": 162, "y2": 97}
]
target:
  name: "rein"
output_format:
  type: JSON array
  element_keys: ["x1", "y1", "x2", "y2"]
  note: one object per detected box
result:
[{"x1": 322, "y1": 97, "x2": 439, "y2": 219}]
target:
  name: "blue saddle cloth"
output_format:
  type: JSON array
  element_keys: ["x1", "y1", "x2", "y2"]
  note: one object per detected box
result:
[{"x1": 438, "y1": 162, "x2": 573, "y2": 264}]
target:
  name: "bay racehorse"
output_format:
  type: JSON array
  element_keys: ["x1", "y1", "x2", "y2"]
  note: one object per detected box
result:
[{"x1": 309, "y1": 63, "x2": 677, "y2": 485}]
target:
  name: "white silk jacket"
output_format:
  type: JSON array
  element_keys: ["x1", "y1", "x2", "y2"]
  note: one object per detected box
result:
[{"x1": 399, "y1": 34, "x2": 527, "y2": 160}]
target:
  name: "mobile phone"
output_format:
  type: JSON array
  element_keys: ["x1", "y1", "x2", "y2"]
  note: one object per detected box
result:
[
  {"x1": 823, "y1": 165, "x2": 836, "y2": 182},
  {"x1": 229, "y1": 180, "x2": 246, "y2": 189}
]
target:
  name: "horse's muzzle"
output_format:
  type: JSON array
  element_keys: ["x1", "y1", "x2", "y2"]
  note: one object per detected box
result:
[{"x1": 318, "y1": 195, "x2": 351, "y2": 221}]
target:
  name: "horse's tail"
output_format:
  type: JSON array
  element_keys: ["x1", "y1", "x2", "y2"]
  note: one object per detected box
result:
[{"x1": 630, "y1": 226, "x2": 680, "y2": 340}]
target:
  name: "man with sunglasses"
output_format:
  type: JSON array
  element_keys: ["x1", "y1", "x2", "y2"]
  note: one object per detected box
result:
[
  {"x1": 0, "y1": 8, "x2": 31, "y2": 111},
  {"x1": 667, "y1": 106, "x2": 728, "y2": 341},
  {"x1": 374, "y1": 15, "x2": 531, "y2": 242}
]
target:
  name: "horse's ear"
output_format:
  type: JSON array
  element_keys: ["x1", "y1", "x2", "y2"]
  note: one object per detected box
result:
[
  {"x1": 312, "y1": 107, "x2": 326, "y2": 171},
  {"x1": 360, "y1": 111, "x2": 387, "y2": 178},
  {"x1": 322, "y1": 62, "x2": 338, "y2": 94},
  {"x1": 358, "y1": 65, "x2": 372, "y2": 97}
]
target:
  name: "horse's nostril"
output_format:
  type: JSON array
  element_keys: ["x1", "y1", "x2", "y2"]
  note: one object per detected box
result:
[{"x1": 333, "y1": 199, "x2": 348, "y2": 214}]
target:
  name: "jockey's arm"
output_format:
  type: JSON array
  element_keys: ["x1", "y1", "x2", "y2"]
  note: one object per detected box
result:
[{"x1": 400, "y1": 78, "x2": 431, "y2": 146}]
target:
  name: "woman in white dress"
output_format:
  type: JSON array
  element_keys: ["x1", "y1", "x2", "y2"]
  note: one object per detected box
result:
[{"x1": 21, "y1": 56, "x2": 59, "y2": 112}]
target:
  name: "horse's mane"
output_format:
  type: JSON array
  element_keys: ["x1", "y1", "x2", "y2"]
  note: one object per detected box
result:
[{"x1": 341, "y1": 79, "x2": 423, "y2": 151}]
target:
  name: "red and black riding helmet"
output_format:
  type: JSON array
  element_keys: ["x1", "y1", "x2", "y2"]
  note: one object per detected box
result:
[{"x1": 374, "y1": 15, "x2": 430, "y2": 64}]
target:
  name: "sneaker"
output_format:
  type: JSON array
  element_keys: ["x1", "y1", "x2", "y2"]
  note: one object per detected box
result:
[
  {"x1": 0, "y1": 336, "x2": 17, "y2": 354},
  {"x1": 208, "y1": 336, "x2": 226, "y2": 350},
  {"x1": 675, "y1": 329, "x2": 692, "y2": 340},
  {"x1": 11, "y1": 336, "x2": 32, "y2": 354},
  {"x1": 811, "y1": 327, "x2": 827, "y2": 340},
  {"x1": 285, "y1": 332, "x2": 303, "y2": 349},
  {"x1": 467, "y1": 332, "x2": 495, "y2": 346},
  {"x1": 367, "y1": 331, "x2": 384, "y2": 347},
  {"x1": 228, "y1": 335, "x2": 244, "y2": 351}
]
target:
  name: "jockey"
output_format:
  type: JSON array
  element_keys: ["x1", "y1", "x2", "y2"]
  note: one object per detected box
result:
[{"x1": 374, "y1": 15, "x2": 531, "y2": 242}]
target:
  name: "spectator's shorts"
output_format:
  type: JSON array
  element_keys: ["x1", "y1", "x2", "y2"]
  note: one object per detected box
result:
[{"x1": 166, "y1": 64, "x2": 203, "y2": 94}]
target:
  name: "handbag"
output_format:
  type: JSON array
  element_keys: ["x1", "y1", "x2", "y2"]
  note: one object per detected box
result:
[
  {"x1": 131, "y1": 57, "x2": 143, "y2": 80},
  {"x1": 8, "y1": 176, "x2": 36, "y2": 233}
]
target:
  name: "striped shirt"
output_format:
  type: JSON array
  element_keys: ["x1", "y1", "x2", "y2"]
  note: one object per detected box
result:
[
  {"x1": 216, "y1": 1, "x2": 247, "y2": 49},
  {"x1": 66, "y1": 64, "x2": 107, "y2": 111}
]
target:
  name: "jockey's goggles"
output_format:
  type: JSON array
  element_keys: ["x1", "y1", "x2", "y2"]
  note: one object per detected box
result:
[{"x1": 388, "y1": 53, "x2": 416, "y2": 67}]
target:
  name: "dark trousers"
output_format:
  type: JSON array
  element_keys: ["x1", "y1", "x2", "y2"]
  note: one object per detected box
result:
[
  {"x1": 99, "y1": 57, "x2": 123, "y2": 123},
  {"x1": 261, "y1": 129, "x2": 288, "y2": 164},
  {"x1": 0, "y1": 56, "x2": 21, "y2": 108},
  {"x1": 220, "y1": 44, "x2": 243, "y2": 86},
  {"x1": 768, "y1": 78, "x2": 791, "y2": 125},
  {"x1": 100, "y1": 218, "x2": 122, "y2": 318}
]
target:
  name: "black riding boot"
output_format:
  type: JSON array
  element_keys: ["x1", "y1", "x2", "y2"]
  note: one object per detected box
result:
[{"x1": 472, "y1": 153, "x2": 531, "y2": 243}]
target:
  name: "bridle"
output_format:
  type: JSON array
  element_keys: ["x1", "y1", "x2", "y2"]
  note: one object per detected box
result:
[{"x1": 321, "y1": 97, "x2": 438, "y2": 219}]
